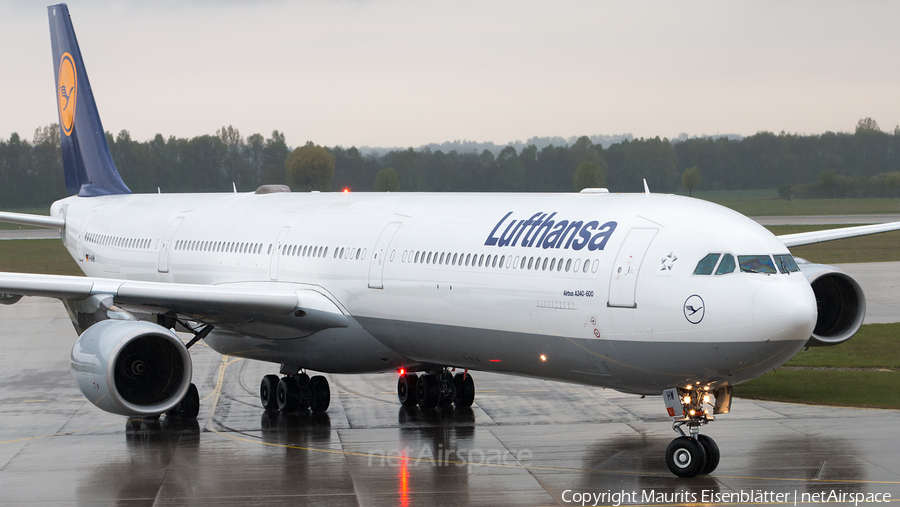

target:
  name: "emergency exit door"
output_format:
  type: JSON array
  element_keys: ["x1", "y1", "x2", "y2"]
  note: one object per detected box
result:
[{"x1": 607, "y1": 228, "x2": 657, "y2": 308}]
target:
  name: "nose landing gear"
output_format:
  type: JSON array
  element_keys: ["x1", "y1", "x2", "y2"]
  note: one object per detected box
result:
[{"x1": 662, "y1": 386, "x2": 725, "y2": 477}]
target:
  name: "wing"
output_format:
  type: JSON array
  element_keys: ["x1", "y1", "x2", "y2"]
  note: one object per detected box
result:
[
  {"x1": 0, "y1": 272, "x2": 348, "y2": 339},
  {"x1": 777, "y1": 221, "x2": 900, "y2": 248}
]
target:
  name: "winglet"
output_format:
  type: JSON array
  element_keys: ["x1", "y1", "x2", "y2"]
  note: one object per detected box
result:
[
  {"x1": 48, "y1": 4, "x2": 131, "y2": 197},
  {"x1": 643, "y1": 178, "x2": 650, "y2": 196}
]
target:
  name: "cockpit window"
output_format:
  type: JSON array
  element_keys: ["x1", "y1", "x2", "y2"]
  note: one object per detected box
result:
[
  {"x1": 715, "y1": 253, "x2": 736, "y2": 275},
  {"x1": 774, "y1": 254, "x2": 800, "y2": 274},
  {"x1": 693, "y1": 253, "x2": 720, "y2": 275},
  {"x1": 738, "y1": 255, "x2": 776, "y2": 274}
]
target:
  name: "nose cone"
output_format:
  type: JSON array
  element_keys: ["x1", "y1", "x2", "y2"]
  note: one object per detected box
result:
[{"x1": 752, "y1": 280, "x2": 817, "y2": 342}]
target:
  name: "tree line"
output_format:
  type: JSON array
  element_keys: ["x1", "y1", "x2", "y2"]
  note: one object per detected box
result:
[{"x1": 1, "y1": 118, "x2": 899, "y2": 207}]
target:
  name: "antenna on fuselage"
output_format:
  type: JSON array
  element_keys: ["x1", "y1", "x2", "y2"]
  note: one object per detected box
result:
[
  {"x1": 643, "y1": 178, "x2": 650, "y2": 197},
  {"x1": 233, "y1": 182, "x2": 237, "y2": 193}
]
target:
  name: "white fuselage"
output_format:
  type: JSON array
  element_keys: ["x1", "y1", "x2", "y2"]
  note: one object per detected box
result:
[{"x1": 51, "y1": 191, "x2": 817, "y2": 394}]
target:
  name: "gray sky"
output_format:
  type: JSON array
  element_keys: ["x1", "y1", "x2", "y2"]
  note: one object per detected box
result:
[{"x1": 1, "y1": 0, "x2": 899, "y2": 148}]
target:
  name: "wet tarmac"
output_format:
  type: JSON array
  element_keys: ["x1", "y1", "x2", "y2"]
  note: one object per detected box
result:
[{"x1": 1, "y1": 298, "x2": 899, "y2": 506}]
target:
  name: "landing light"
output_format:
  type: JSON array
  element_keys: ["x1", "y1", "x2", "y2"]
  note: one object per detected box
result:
[
  {"x1": 703, "y1": 395, "x2": 710, "y2": 404},
  {"x1": 689, "y1": 409, "x2": 696, "y2": 416},
  {"x1": 539, "y1": 354, "x2": 547, "y2": 362},
  {"x1": 683, "y1": 395, "x2": 691, "y2": 404}
]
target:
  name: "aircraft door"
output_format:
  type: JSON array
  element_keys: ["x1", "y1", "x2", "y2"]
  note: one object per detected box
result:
[
  {"x1": 607, "y1": 228, "x2": 658, "y2": 308},
  {"x1": 368, "y1": 222, "x2": 402, "y2": 289},
  {"x1": 269, "y1": 226, "x2": 291, "y2": 280},
  {"x1": 157, "y1": 216, "x2": 184, "y2": 273}
]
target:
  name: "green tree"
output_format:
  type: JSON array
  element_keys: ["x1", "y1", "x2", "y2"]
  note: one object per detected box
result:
[
  {"x1": 572, "y1": 160, "x2": 605, "y2": 191},
  {"x1": 682, "y1": 166, "x2": 701, "y2": 196},
  {"x1": 374, "y1": 167, "x2": 399, "y2": 191},
  {"x1": 285, "y1": 141, "x2": 335, "y2": 191}
]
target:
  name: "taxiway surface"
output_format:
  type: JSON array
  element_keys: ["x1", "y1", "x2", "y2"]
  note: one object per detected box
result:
[{"x1": 1, "y1": 298, "x2": 898, "y2": 506}]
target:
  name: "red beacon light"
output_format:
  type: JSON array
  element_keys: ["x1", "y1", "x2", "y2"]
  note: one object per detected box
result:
[
  {"x1": 343, "y1": 188, "x2": 350, "y2": 193},
  {"x1": 399, "y1": 368, "x2": 406, "y2": 376}
]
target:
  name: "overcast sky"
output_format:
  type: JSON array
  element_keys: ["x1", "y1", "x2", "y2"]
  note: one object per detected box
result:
[{"x1": 1, "y1": 0, "x2": 899, "y2": 148}]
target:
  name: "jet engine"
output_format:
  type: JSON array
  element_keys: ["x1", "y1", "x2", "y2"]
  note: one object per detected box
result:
[
  {"x1": 797, "y1": 261, "x2": 866, "y2": 347},
  {"x1": 71, "y1": 319, "x2": 192, "y2": 416}
]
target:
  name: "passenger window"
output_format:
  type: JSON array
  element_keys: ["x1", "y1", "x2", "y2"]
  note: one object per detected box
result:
[
  {"x1": 715, "y1": 254, "x2": 736, "y2": 275},
  {"x1": 479, "y1": 254, "x2": 485, "y2": 267},
  {"x1": 774, "y1": 254, "x2": 800, "y2": 273},
  {"x1": 738, "y1": 255, "x2": 777, "y2": 274},
  {"x1": 583, "y1": 259, "x2": 590, "y2": 273},
  {"x1": 565, "y1": 259, "x2": 572, "y2": 272},
  {"x1": 693, "y1": 253, "x2": 720, "y2": 275}
]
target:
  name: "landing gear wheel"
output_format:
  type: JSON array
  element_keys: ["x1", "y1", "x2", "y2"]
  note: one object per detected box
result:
[
  {"x1": 181, "y1": 383, "x2": 200, "y2": 419},
  {"x1": 416, "y1": 374, "x2": 440, "y2": 409},
  {"x1": 697, "y1": 434, "x2": 720, "y2": 475},
  {"x1": 398, "y1": 373, "x2": 418, "y2": 407},
  {"x1": 260, "y1": 374, "x2": 280, "y2": 411},
  {"x1": 439, "y1": 371, "x2": 456, "y2": 405},
  {"x1": 277, "y1": 376, "x2": 300, "y2": 412},
  {"x1": 308, "y1": 375, "x2": 330, "y2": 412},
  {"x1": 665, "y1": 436, "x2": 707, "y2": 478},
  {"x1": 295, "y1": 373, "x2": 311, "y2": 410},
  {"x1": 167, "y1": 383, "x2": 200, "y2": 419},
  {"x1": 452, "y1": 372, "x2": 475, "y2": 408}
]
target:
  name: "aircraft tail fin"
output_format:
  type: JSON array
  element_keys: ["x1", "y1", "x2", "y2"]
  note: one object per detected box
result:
[{"x1": 48, "y1": 4, "x2": 131, "y2": 197}]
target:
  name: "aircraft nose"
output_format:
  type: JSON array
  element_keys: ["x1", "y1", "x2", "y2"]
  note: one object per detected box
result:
[{"x1": 751, "y1": 280, "x2": 817, "y2": 342}]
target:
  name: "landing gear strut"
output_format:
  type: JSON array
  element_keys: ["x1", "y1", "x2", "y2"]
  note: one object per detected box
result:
[
  {"x1": 663, "y1": 387, "x2": 723, "y2": 477},
  {"x1": 398, "y1": 368, "x2": 475, "y2": 409},
  {"x1": 259, "y1": 371, "x2": 330, "y2": 413}
]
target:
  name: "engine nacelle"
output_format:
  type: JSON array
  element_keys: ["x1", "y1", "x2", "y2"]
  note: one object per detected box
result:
[
  {"x1": 71, "y1": 320, "x2": 192, "y2": 416},
  {"x1": 797, "y1": 261, "x2": 866, "y2": 347},
  {"x1": 0, "y1": 293, "x2": 23, "y2": 305}
]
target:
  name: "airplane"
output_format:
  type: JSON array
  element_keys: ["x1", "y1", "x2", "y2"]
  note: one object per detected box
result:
[{"x1": 0, "y1": 3, "x2": 896, "y2": 478}]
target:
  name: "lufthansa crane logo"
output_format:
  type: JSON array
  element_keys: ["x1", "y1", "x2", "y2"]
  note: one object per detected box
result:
[
  {"x1": 683, "y1": 294, "x2": 704, "y2": 324},
  {"x1": 57, "y1": 52, "x2": 77, "y2": 136}
]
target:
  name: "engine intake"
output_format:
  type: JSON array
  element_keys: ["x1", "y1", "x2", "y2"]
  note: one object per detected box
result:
[
  {"x1": 798, "y1": 262, "x2": 866, "y2": 347},
  {"x1": 71, "y1": 320, "x2": 192, "y2": 416}
]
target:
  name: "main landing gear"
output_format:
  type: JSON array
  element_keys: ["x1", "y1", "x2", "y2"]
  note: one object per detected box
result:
[
  {"x1": 167, "y1": 383, "x2": 200, "y2": 419},
  {"x1": 259, "y1": 372, "x2": 331, "y2": 413},
  {"x1": 663, "y1": 386, "x2": 727, "y2": 477},
  {"x1": 397, "y1": 368, "x2": 475, "y2": 409}
]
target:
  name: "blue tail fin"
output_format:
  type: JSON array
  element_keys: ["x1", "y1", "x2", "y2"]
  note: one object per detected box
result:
[{"x1": 48, "y1": 4, "x2": 130, "y2": 197}]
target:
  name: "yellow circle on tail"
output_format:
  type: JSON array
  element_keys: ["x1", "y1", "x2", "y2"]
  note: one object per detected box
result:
[{"x1": 57, "y1": 52, "x2": 77, "y2": 136}]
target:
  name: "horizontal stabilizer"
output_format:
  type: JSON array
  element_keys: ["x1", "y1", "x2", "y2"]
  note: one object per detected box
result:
[{"x1": 0, "y1": 211, "x2": 65, "y2": 229}]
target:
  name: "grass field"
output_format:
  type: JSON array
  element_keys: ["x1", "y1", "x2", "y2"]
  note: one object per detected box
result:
[
  {"x1": 0, "y1": 239, "x2": 82, "y2": 276},
  {"x1": 733, "y1": 323, "x2": 900, "y2": 409}
]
